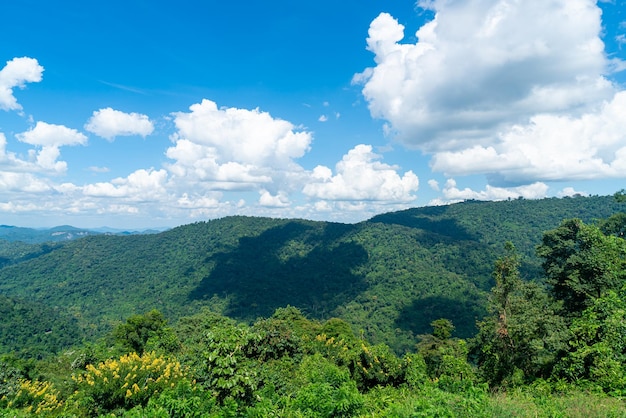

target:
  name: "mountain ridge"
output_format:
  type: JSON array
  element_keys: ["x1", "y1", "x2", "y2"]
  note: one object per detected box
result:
[{"x1": 0, "y1": 194, "x2": 623, "y2": 356}]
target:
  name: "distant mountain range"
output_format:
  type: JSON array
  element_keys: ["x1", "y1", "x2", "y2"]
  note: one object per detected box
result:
[{"x1": 0, "y1": 224, "x2": 167, "y2": 244}]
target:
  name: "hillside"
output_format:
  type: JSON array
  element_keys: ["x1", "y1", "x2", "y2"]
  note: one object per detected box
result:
[
  {"x1": 0, "y1": 194, "x2": 623, "y2": 355},
  {"x1": 0, "y1": 294, "x2": 82, "y2": 358}
]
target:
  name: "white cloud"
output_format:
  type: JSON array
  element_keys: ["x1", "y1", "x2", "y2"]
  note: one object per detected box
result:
[
  {"x1": 171, "y1": 99, "x2": 311, "y2": 165},
  {"x1": 355, "y1": 0, "x2": 626, "y2": 190},
  {"x1": 0, "y1": 57, "x2": 44, "y2": 111},
  {"x1": 428, "y1": 179, "x2": 439, "y2": 191},
  {"x1": 17, "y1": 121, "x2": 87, "y2": 147},
  {"x1": 302, "y1": 144, "x2": 419, "y2": 202},
  {"x1": 557, "y1": 187, "x2": 588, "y2": 198},
  {"x1": 85, "y1": 107, "x2": 154, "y2": 140},
  {"x1": 177, "y1": 193, "x2": 221, "y2": 209},
  {"x1": 318, "y1": 114, "x2": 328, "y2": 122},
  {"x1": 0, "y1": 133, "x2": 31, "y2": 171},
  {"x1": 434, "y1": 178, "x2": 549, "y2": 203},
  {"x1": 431, "y1": 91, "x2": 626, "y2": 184},
  {"x1": 82, "y1": 168, "x2": 168, "y2": 200},
  {"x1": 259, "y1": 189, "x2": 290, "y2": 207},
  {"x1": 15, "y1": 122, "x2": 87, "y2": 173},
  {"x1": 356, "y1": 1, "x2": 617, "y2": 152},
  {"x1": 0, "y1": 171, "x2": 51, "y2": 193},
  {"x1": 167, "y1": 99, "x2": 312, "y2": 192}
]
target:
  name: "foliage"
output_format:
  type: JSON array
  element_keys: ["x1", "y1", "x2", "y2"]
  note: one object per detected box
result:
[
  {"x1": 113, "y1": 309, "x2": 171, "y2": 354},
  {"x1": 537, "y1": 218, "x2": 626, "y2": 315},
  {"x1": 68, "y1": 351, "x2": 185, "y2": 415},
  {"x1": 474, "y1": 244, "x2": 569, "y2": 387},
  {"x1": 174, "y1": 309, "x2": 258, "y2": 405},
  {"x1": 3, "y1": 379, "x2": 62, "y2": 415},
  {"x1": 0, "y1": 360, "x2": 22, "y2": 407},
  {"x1": 417, "y1": 319, "x2": 475, "y2": 384},
  {"x1": 0, "y1": 295, "x2": 82, "y2": 359},
  {"x1": 292, "y1": 354, "x2": 365, "y2": 417},
  {"x1": 554, "y1": 287, "x2": 626, "y2": 395},
  {"x1": 1, "y1": 306, "x2": 626, "y2": 416},
  {"x1": 598, "y1": 212, "x2": 626, "y2": 238},
  {"x1": 351, "y1": 343, "x2": 406, "y2": 390},
  {"x1": 248, "y1": 315, "x2": 303, "y2": 361}
]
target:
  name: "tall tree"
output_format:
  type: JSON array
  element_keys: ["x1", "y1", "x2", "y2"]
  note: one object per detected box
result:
[
  {"x1": 474, "y1": 243, "x2": 568, "y2": 387},
  {"x1": 553, "y1": 287, "x2": 626, "y2": 395},
  {"x1": 537, "y1": 219, "x2": 626, "y2": 315}
]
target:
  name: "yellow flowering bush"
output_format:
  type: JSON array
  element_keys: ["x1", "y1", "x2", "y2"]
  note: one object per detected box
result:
[
  {"x1": 6, "y1": 379, "x2": 63, "y2": 415},
  {"x1": 70, "y1": 351, "x2": 185, "y2": 414}
]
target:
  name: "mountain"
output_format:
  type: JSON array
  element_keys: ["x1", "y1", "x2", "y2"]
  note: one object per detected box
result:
[
  {"x1": 0, "y1": 225, "x2": 99, "y2": 244},
  {"x1": 0, "y1": 194, "x2": 623, "y2": 355},
  {"x1": 0, "y1": 224, "x2": 167, "y2": 245}
]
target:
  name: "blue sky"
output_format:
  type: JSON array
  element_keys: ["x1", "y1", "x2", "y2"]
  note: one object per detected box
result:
[{"x1": 1, "y1": 0, "x2": 625, "y2": 229}]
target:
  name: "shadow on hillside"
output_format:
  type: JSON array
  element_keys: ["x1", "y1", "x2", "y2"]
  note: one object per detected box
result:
[
  {"x1": 395, "y1": 295, "x2": 487, "y2": 339},
  {"x1": 369, "y1": 206, "x2": 477, "y2": 242},
  {"x1": 189, "y1": 221, "x2": 368, "y2": 321}
]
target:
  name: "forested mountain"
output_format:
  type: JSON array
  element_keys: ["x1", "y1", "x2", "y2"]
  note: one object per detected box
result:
[
  {"x1": 0, "y1": 224, "x2": 163, "y2": 245},
  {"x1": 0, "y1": 195, "x2": 623, "y2": 357},
  {"x1": 0, "y1": 225, "x2": 99, "y2": 244}
]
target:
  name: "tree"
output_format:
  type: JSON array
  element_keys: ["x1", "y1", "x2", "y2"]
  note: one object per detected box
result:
[
  {"x1": 613, "y1": 189, "x2": 626, "y2": 203},
  {"x1": 474, "y1": 243, "x2": 568, "y2": 387},
  {"x1": 537, "y1": 219, "x2": 626, "y2": 315},
  {"x1": 554, "y1": 287, "x2": 626, "y2": 395},
  {"x1": 113, "y1": 309, "x2": 169, "y2": 354},
  {"x1": 598, "y1": 212, "x2": 626, "y2": 238},
  {"x1": 417, "y1": 319, "x2": 475, "y2": 386}
]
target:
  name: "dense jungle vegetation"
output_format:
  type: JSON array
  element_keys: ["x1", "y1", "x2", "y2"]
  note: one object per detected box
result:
[{"x1": 2, "y1": 194, "x2": 626, "y2": 416}]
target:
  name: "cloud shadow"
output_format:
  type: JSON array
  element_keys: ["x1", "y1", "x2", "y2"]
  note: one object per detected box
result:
[
  {"x1": 189, "y1": 221, "x2": 369, "y2": 321},
  {"x1": 395, "y1": 295, "x2": 487, "y2": 339}
]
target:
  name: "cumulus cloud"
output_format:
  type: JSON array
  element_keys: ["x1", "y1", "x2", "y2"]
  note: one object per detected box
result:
[
  {"x1": 302, "y1": 144, "x2": 419, "y2": 202},
  {"x1": 431, "y1": 91, "x2": 626, "y2": 184},
  {"x1": 357, "y1": 1, "x2": 616, "y2": 151},
  {"x1": 82, "y1": 168, "x2": 168, "y2": 200},
  {"x1": 0, "y1": 171, "x2": 51, "y2": 193},
  {"x1": 259, "y1": 189, "x2": 290, "y2": 207},
  {"x1": 15, "y1": 122, "x2": 87, "y2": 172},
  {"x1": 85, "y1": 107, "x2": 154, "y2": 140},
  {"x1": 17, "y1": 121, "x2": 87, "y2": 147},
  {"x1": 0, "y1": 133, "x2": 30, "y2": 171},
  {"x1": 356, "y1": 0, "x2": 626, "y2": 189},
  {"x1": 0, "y1": 57, "x2": 44, "y2": 111},
  {"x1": 167, "y1": 99, "x2": 312, "y2": 191}
]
